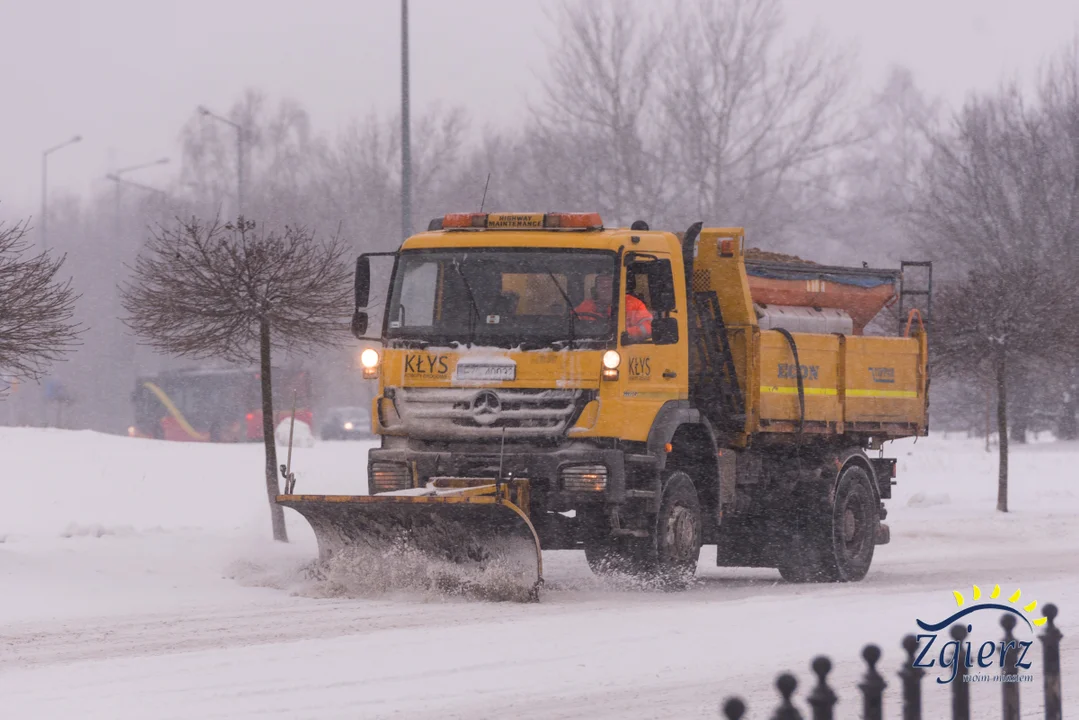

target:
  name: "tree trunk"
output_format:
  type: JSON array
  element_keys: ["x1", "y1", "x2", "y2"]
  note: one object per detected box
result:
[
  {"x1": 260, "y1": 318, "x2": 288, "y2": 542},
  {"x1": 1059, "y1": 371, "x2": 1078, "y2": 441},
  {"x1": 1008, "y1": 371, "x2": 1029, "y2": 444},
  {"x1": 995, "y1": 347, "x2": 1009, "y2": 513}
]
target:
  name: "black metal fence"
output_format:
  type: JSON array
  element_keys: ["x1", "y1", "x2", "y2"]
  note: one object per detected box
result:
[{"x1": 721, "y1": 604, "x2": 1062, "y2": 719}]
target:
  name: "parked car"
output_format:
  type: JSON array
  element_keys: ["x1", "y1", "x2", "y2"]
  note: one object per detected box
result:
[{"x1": 320, "y1": 406, "x2": 374, "y2": 440}]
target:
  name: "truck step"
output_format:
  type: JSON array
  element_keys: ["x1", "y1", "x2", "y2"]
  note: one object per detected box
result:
[
  {"x1": 625, "y1": 454, "x2": 657, "y2": 465},
  {"x1": 624, "y1": 489, "x2": 656, "y2": 499}
]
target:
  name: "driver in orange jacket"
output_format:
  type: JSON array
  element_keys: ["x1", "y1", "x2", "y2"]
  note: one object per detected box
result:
[{"x1": 574, "y1": 273, "x2": 653, "y2": 341}]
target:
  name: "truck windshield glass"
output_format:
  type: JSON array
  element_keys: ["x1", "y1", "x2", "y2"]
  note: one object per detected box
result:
[{"x1": 384, "y1": 249, "x2": 618, "y2": 347}]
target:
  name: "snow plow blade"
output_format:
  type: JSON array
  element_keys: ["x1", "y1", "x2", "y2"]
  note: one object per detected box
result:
[{"x1": 277, "y1": 483, "x2": 543, "y2": 602}]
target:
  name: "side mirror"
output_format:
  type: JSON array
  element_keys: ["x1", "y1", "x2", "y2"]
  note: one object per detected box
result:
[
  {"x1": 350, "y1": 310, "x2": 368, "y2": 339},
  {"x1": 652, "y1": 317, "x2": 679, "y2": 345},
  {"x1": 355, "y1": 256, "x2": 371, "y2": 309}
]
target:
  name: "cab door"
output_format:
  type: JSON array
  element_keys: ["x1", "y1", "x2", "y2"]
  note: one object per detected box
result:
[{"x1": 620, "y1": 253, "x2": 688, "y2": 441}]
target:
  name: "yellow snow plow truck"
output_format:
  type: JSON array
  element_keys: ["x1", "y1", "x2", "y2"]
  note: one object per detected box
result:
[{"x1": 278, "y1": 213, "x2": 930, "y2": 601}]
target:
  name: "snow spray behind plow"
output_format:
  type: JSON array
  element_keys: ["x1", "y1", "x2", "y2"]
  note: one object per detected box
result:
[{"x1": 277, "y1": 490, "x2": 543, "y2": 603}]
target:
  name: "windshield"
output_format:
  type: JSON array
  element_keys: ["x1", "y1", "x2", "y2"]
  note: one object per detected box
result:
[{"x1": 383, "y1": 249, "x2": 618, "y2": 347}]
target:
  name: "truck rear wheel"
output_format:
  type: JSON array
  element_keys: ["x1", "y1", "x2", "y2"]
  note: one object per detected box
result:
[
  {"x1": 778, "y1": 464, "x2": 878, "y2": 583},
  {"x1": 830, "y1": 465, "x2": 878, "y2": 581}
]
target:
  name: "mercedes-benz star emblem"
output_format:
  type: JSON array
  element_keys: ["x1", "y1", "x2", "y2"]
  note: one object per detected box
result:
[{"x1": 471, "y1": 391, "x2": 501, "y2": 426}]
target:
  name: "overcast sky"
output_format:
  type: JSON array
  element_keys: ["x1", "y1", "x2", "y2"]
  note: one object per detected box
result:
[{"x1": 2, "y1": 0, "x2": 1077, "y2": 218}]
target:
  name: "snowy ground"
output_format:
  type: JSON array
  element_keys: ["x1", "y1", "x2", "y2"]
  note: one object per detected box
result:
[{"x1": 1, "y1": 428, "x2": 1076, "y2": 719}]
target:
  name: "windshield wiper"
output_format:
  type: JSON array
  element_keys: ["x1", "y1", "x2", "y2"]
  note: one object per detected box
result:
[
  {"x1": 542, "y1": 264, "x2": 577, "y2": 350},
  {"x1": 450, "y1": 258, "x2": 482, "y2": 346}
]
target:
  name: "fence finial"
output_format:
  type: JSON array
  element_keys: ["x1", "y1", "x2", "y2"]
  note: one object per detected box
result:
[
  {"x1": 1040, "y1": 604, "x2": 1062, "y2": 720},
  {"x1": 1000, "y1": 613, "x2": 1020, "y2": 720},
  {"x1": 772, "y1": 673, "x2": 803, "y2": 720},
  {"x1": 807, "y1": 656, "x2": 837, "y2": 720},
  {"x1": 899, "y1": 634, "x2": 924, "y2": 720},
  {"x1": 949, "y1": 624, "x2": 971, "y2": 720},
  {"x1": 859, "y1": 644, "x2": 886, "y2": 720},
  {"x1": 722, "y1": 697, "x2": 746, "y2": 720}
]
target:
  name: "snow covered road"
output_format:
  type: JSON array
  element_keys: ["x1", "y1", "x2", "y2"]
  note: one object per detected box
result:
[{"x1": 2, "y1": 428, "x2": 1076, "y2": 718}]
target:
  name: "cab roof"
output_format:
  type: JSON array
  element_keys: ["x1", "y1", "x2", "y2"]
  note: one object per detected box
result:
[
  {"x1": 403, "y1": 228, "x2": 682, "y2": 253},
  {"x1": 400, "y1": 212, "x2": 679, "y2": 254}
]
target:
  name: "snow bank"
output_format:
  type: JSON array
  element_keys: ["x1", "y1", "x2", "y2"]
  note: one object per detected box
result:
[
  {"x1": 0, "y1": 427, "x2": 370, "y2": 538},
  {"x1": 1, "y1": 428, "x2": 1077, "y2": 718},
  {"x1": 275, "y1": 417, "x2": 314, "y2": 448}
]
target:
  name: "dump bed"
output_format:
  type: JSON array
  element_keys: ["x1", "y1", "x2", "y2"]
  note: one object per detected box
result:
[{"x1": 690, "y1": 229, "x2": 928, "y2": 442}]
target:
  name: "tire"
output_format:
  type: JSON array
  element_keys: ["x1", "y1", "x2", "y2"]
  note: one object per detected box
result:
[
  {"x1": 654, "y1": 471, "x2": 703, "y2": 587},
  {"x1": 586, "y1": 472, "x2": 703, "y2": 587},
  {"x1": 585, "y1": 471, "x2": 702, "y2": 589},
  {"x1": 830, "y1": 465, "x2": 878, "y2": 581},
  {"x1": 778, "y1": 464, "x2": 878, "y2": 583}
]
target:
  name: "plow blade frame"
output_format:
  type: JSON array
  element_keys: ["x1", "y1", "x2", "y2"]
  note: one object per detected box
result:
[{"x1": 277, "y1": 492, "x2": 543, "y2": 602}]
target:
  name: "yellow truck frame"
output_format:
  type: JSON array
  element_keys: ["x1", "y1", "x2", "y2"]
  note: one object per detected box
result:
[{"x1": 285, "y1": 213, "x2": 929, "y2": 589}]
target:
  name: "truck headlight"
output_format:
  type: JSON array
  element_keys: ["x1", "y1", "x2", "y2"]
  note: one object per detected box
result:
[
  {"x1": 361, "y1": 348, "x2": 380, "y2": 379},
  {"x1": 601, "y1": 350, "x2": 620, "y2": 380},
  {"x1": 561, "y1": 464, "x2": 608, "y2": 492}
]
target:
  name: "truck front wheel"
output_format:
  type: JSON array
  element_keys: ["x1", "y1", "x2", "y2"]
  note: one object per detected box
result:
[
  {"x1": 654, "y1": 471, "x2": 703, "y2": 585},
  {"x1": 584, "y1": 471, "x2": 702, "y2": 588}
]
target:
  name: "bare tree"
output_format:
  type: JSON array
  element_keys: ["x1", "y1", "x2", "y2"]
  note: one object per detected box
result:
[
  {"x1": 916, "y1": 64, "x2": 1079, "y2": 509},
  {"x1": 121, "y1": 218, "x2": 353, "y2": 541},
  {"x1": 0, "y1": 218, "x2": 81, "y2": 392},
  {"x1": 314, "y1": 105, "x2": 472, "y2": 248},
  {"x1": 532, "y1": 0, "x2": 667, "y2": 225},
  {"x1": 658, "y1": 0, "x2": 858, "y2": 239},
  {"x1": 932, "y1": 264, "x2": 1077, "y2": 511},
  {"x1": 827, "y1": 66, "x2": 940, "y2": 266},
  {"x1": 534, "y1": 0, "x2": 858, "y2": 238}
]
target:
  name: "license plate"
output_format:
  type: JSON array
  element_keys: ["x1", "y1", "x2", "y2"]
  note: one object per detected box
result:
[{"x1": 456, "y1": 364, "x2": 516, "y2": 381}]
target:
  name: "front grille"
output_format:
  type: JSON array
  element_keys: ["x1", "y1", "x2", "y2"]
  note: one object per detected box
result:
[
  {"x1": 392, "y1": 387, "x2": 585, "y2": 440},
  {"x1": 561, "y1": 464, "x2": 608, "y2": 492},
  {"x1": 369, "y1": 461, "x2": 412, "y2": 493}
]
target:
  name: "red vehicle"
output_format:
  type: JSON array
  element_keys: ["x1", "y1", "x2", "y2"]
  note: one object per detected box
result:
[{"x1": 130, "y1": 367, "x2": 313, "y2": 442}]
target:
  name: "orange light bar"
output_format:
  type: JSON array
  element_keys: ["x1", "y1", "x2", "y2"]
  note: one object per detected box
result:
[
  {"x1": 442, "y1": 212, "x2": 487, "y2": 229},
  {"x1": 435, "y1": 211, "x2": 604, "y2": 231},
  {"x1": 545, "y1": 212, "x2": 603, "y2": 229}
]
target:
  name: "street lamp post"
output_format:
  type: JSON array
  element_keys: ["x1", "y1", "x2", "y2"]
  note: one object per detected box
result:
[
  {"x1": 197, "y1": 105, "x2": 244, "y2": 218},
  {"x1": 107, "y1": 158, "x2": 170, "y2": 241},
  {"x1": 401, "y1": 0, "x2": 412, "y2": 241},
  {"x1": 105, "y1": 158, "x2": 169, "y2": 435},
  {"x1": 41, "y1": 135, "x2": 82, "y2": 250},
  {"x1": 105, "y1": 174, "x2": 167, "y2": 197}
]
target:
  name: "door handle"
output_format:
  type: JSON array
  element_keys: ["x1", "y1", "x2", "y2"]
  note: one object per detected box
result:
[{"x1": 663, "y1": 370, "x2": 677, "y2": 379}]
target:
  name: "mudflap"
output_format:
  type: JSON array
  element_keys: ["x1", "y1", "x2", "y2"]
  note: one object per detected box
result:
[
  {"x1": 277, "y1": 494, "x2": 543, "y2": 602},
  {"x1": 875, "y1": 521, "x2": 890, "y2": 545}
]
